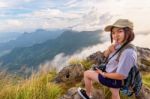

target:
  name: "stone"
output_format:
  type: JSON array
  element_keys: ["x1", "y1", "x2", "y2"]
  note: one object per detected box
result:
[
  {"x1": 60, "y1": 87, "x2": 104, "y2": 99},
  {"x1": 55, "y1": 64, "x2": 84, "y2": 83}
]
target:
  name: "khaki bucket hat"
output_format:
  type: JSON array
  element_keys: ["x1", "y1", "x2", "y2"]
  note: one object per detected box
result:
[{"x1": 104, "y1": 19, "x2": 133, "y2": 32}]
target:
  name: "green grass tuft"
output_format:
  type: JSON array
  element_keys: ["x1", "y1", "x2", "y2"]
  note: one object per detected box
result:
[
  {"x1": 143, "y1": 73, "x2": 150, "y2": 88},
  {"x1": 0, "y1": 71, "x2": 62, "y2": 99}
]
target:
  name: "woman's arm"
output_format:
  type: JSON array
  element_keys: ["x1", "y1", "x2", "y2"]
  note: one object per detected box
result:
[
  {"x1": 95, "y1": 68, "x2": 126, "y2": 80},
  {"x1": 102, "y1": 72, "x2": 126, "y2": 80}
]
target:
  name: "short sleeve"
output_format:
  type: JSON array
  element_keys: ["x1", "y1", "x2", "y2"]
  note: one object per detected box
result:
[{"x1": 116, "y1": 49, "x2": 137, "y2": 78}]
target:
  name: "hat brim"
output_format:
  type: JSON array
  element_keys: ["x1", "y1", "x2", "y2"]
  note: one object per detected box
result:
[{"x1": 104, "y1": 25, "x2": 126, "y2": 32}]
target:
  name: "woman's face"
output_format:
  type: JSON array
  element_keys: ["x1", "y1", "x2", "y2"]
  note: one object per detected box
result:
[{"x1": 111, "y1": 27, "x2": 125, "y2": 44}]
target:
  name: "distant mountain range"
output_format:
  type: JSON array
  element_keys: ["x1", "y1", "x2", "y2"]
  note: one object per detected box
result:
[
  {"x1": 0, "y1": 32, "x2": 21, "y2": 43},
  {"x1": 0, "y1": 30, "x2": 102, "y2": 73},
  {"x1": 0, "y1": 29, "x2": 63, "y2": 56}
]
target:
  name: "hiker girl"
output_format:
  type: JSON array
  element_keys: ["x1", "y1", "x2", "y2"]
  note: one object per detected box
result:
[{"x1": 78, "y1": 19, "x2": 137, "y2": 99}]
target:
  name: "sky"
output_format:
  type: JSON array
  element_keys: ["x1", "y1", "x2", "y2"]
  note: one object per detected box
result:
[
  {"x1": 0, "y1": 0, "x2": 150, "y2": 33},
  {"x1": 0, "y1": 0, "x2": 150, "y2": 47}
]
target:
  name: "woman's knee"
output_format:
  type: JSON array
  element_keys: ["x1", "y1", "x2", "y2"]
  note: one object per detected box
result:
[
  {"x1": 84, "y1": 70, "x2": 91, "y2": 78},
  {"x1": 84, "y1": 70, "x2": 99, "y2": 81},
  {"x1": 110, "y1": 88, "x2": 120, "y2": 96}
]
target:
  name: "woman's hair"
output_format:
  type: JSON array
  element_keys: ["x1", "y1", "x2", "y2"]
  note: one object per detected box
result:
[{"x1": 110, "y1": 27, "x2": 135, "y2": 43}]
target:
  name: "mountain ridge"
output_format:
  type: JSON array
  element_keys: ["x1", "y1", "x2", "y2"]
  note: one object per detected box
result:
[
  {"x1": 0, "y1": 29, "x2": 103, "y2": 73},
  {"x1": 0, "y1": 29, "x2": 63, "y2": 56}
]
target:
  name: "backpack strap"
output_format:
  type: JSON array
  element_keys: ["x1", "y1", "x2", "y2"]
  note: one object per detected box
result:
[
  {"x1": 116, "y1": 44, "x2": 137, "y2": 62},
  {"x1": 104, "y1": 42, "x2": 129, "y2": 64}
]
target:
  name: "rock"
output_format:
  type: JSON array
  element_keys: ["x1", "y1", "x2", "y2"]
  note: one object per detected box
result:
[
  {"x1": 54, "y1": 64, "x2": 84, "y2": 83},
  {"x1": 135, "y1": 85, "x2": 150, "y2": 99},
  {"x1": 87, "y1": 51, "x2": 105, "y2": 65},
  {"x1": 60, "y1": 86, "x2": 150, "y2": 99},
  {"x1": 60, "y1": 87, "x2": 104, "y2": 99},
  {"x1": 136, "y1": 47, "x2": 150, "y2": 71}
]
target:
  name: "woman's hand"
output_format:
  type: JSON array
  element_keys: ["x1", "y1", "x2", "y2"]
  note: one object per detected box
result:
[
  {"x1": 95, "y1": 68, "x2": 102, "y2": 74},
  {"x1": 95, "y1": 68, "x2": 103, "y2": 74},
  {"x1": 103, "y1": 44, "x2": 116, "y2": 58},
  {"x1": 108, "y1": 44, "x2": 116, "y2": 53},
  {"x1": 95, "y1": 68, "x2": 126, "y2": 80},
  {"x1": 95, "y1": 68, "x2": 106, "y2": 77}
]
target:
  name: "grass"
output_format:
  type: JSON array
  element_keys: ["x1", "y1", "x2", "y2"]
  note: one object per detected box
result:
[
  {"x1": 142, "y1": 73, "x2": 150, "y2": 88},
  {"x1": 0, "y1": 58, "x2": 150, "y2": 99},
  {"x1": 0, "y1": 70, "x2": 62, "y2": 99},
  {"x1": 80, "y1": 59, "x2": 94, "y2": 70},
  {"x1": 0, "y1": 58, "x2": 88, "y2": 99},
  {"x1": 69, "y1": 58, "x2": 93, "y2": 70}
]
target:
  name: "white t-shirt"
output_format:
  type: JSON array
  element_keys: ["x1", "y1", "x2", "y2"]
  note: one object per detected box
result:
[{"x1": 105, "y1": 45, "x2": 137, "y2": 78}]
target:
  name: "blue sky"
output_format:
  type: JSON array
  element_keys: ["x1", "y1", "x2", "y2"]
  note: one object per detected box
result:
[{"x1": 0, "y1": 0, "x2": 150, "y2": 34}]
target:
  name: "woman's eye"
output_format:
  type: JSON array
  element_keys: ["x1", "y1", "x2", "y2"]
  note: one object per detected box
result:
[
  {"x1": 112, "y1": 32, "x2": 115, "y2": 35},
  {"x1": 118, "y1": 30, "x2": 123, "y2": 33}
]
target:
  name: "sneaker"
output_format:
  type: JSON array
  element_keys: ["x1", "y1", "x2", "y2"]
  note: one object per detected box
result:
[{"x1": 77, "y1": 87, "x2": 90, "y2": 99}]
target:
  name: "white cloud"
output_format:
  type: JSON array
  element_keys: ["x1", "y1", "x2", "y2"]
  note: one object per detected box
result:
[
  {"x1": 30, "y1": 8, "x2": 81, "y2": 19},
  {"x1": 0, "y1": 20, "x2": 22, "y2": 32},
  {"x1": 0, "y1": 18, "x2": 51, "y2": 33},
  {"x1": 39, "y1": 53, "x2": 70, "y2": 71},
  {"x1": 0, "y1": 1, "x2": 9, "y2": 8},
  {"x1": 0, "y1": 8, "x2": 92, "y2": 32},
  {"x1": 133, "y1": 33, "x2": 150, "y2": 48},
  {"x1": 23, "y1": 0, "x2": 35, "y2": 2},
  {"x1": 40, "y1": 41, "x2": 111, "y2": 71},
  {"x1": 31, "y1": 9, "x2": 62, "y2": 18},
  {"x1": 88, "y1": 0, "x2": 150, "y2": 33},
  {"x1": 65, "y1": 0, "x2": 78, "y2": 8},
  {"x1": 5, "y1": 0, "x2": 35, "y2": 6},
  {"x1": 39, "y1": 31, "x2": 111, "y2": 71},
  {"x1": 72, "y1": 8, "x2": 112, "y2": 31},
  {"x1": 0, "y1": 0, "x2": 150, "y2": 34}
]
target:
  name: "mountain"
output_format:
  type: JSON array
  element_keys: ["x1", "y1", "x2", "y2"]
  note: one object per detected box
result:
[
  {"x1": 0, "y1": 29, "x2": 63, "y2": 56},
  {"x1": 0, "y1": 30, "x2": 102, "y2": 72},
  {"x1": 0, "y1": 32, "x2": 21, "y2": 43}
]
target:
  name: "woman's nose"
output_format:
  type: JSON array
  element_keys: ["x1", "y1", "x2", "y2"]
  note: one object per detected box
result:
[
  {"x1": 114, "y1": 32, "x2": 119, "y2": 37},
  {"x1": 113, "y1": 33, "x2": 118, "y2": 37}
]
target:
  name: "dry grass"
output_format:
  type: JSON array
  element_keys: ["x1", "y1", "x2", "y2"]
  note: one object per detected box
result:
[{"x1": 0, "y1": 70, "x2": 62, "y2": 99}]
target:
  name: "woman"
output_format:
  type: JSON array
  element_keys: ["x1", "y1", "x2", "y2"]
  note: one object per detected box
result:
[{"x1": 78, "y1": 19, "x2": 137, "y2": 99}]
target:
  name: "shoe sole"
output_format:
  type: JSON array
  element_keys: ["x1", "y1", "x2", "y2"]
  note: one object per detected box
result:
[{"x1": 77, "y1": 87, "x2": 87, "y2": 99}]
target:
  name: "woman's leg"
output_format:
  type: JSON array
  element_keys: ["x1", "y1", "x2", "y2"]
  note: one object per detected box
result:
[
  {"x1": 109, "y1": 88, "x2": 120, "y2": 99},
  {"x1": 84, "y1": 70, "x2": 99, "y2": 96}
]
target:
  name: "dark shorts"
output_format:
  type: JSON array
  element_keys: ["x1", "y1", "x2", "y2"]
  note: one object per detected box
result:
[{"x1": 98, "y1": 74, "x2": 122, "y2": 88}]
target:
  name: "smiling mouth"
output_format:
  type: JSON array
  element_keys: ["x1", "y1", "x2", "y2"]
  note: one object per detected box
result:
[{"x1": 116, "y1": 38, "x2": 119, "y2": 41}]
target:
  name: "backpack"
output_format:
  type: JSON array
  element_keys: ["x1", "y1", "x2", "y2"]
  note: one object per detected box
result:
[{"x1": 116, "y1": 44, "x2": 142, "y2": 97}]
